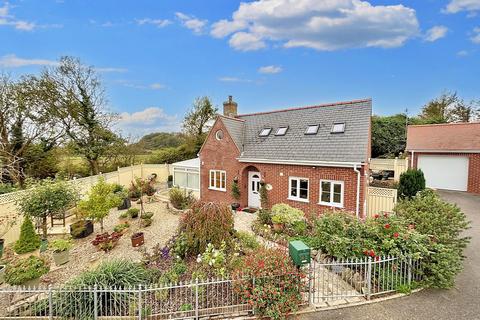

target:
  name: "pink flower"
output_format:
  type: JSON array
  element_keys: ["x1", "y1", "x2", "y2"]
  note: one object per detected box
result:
[
  {"x1": 374, "y1": 214, "x2": 379, "y2": 219},
  {"x1": 393, "y1": 232, "x2": 399, "y2": 238},
  {"x1": 384, "y1": 224, "x2": 391, "y2": 229}
]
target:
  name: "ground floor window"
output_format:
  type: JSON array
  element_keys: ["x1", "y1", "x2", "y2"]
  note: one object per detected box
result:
[
  {"x1": 319, "y1": 180, "x2": 344, "y2": 207},
  {"x1": 173, "y1": 168, "x2": 199, "y2": 190},
  {"x1": 288, "y1": 177, "x2": 309, "y2": 202},
  {"x1": 209, "y1": 170, "x2": 226, "y2": 191}
]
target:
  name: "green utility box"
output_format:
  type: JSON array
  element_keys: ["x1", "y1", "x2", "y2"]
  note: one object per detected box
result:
[{"x1": 288, "y1": 240, "x2": 311, "y2": 266}]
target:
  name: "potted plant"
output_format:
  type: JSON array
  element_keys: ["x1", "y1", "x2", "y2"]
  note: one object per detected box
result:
[
  {"x1": 70, "y1": 219, "x2": 94, "y2": 239},
  {"x1": 4, "y1": 256, "x2": 49, "y2": 287},
  {"x1": 0, "y1": 264, "x2": 5, "y2": 284},
  {"x1": 92, "y1": 232, "x2": 122, "y2": 252},
  {"x1": 0, "y1": 213, "x2": 17, "y2": 258},
  {"x1": 231, "y1": 179, "x2": 241, "y2": 211},
  {"x1": 113, "y1": 222, "x2": 130, "y2": 234},
  {"x1": 131, "y1": 232, "x2": 144, "y2": 247},
  {"x1": 50, "y1": 239, "x2": 72, "y2": 266},
  {"x1": 128, "y1": 181, "x2": 141, "y2": 201},
  {"x1": 127, "y1": 208, "x2": 140, "y2": 219},
  {"x1": 271, "y1": 214, "x2": 285, "y2": 231},
  {"x1": 167, "y1": 175, "x2": 173, "y2": 188}
]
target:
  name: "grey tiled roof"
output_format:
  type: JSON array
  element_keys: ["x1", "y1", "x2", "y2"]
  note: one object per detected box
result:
[
  {"x1": 231, "y1": 99, "x2": 371, "y2": 163},
  {"x1": 221, "y1": 116, "x2": 244, "y2": 151}
]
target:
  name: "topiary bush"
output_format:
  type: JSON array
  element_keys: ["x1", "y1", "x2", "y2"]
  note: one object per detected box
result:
[
  {"x1": 233, "y1": 248, "x2": 303, "y2": 320},
  {"x1": 182, "y1": 201, "x2": 234, "y2": 256},
  {"x1": 394, "y1": 189, "x2": 470, "y2": 288},
  {"x1": 398, "y1": 169, "x2": 426, "y2": 199},
  {"x1": 14, "y1": 216, "x2": 41, "y2": 254}
]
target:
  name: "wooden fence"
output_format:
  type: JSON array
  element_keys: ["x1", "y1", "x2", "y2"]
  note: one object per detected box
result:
[
  {"x1": 366, "y1": 186, "x2": 398, "y2": 218},
  {"x1": 369, "y1": 157, "x2": 408, "y2": 181},
  {"x1": 0, "y1": 164, "x2": 170, "y2": 245}
]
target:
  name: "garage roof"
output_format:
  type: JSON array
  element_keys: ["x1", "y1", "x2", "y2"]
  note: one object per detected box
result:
[{"x1": 407, "y1": 122, "x2": 480, "y2": 152}]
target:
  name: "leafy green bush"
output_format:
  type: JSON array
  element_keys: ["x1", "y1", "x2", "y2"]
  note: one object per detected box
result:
[
  {"x1": 233, "y1": 248, "x2": 303, "y2": 320},
  {"x1": 271, "y1": 204, "x2": 304, "y2": 225},
  {"x1": 14, "y1": 216, "x2": 41, "y2": 254},
  {"x1": 257, "y1": 209, "x2": 272, "y2": 225},
  {"x1": 113, "y1": 222, "x2": 130, "y2": 233},
  {"x1": 5, "y1": 256, "x2": 49, "y2": 285},
  {"x1": 395, "y1": 189, "x2": 470, "y2": 288},
  {"x1": 49, "y1": 239, "x2": 72, "y2": 253},
  {"x1": 182, "y1": 201, "x2": 234, "y2": 256},
  {"x1": 398, "y1": 169, "x2": 425, "y2": 199},
  {"x1": 0, "y1": 183, "x2": 17, "y2": 195},
  {"x1": 236, "y1": 231, "x2": 260, "y2": 252},
  {"x1": 169, "y1": 187, "x2": 194, "y2": 210},
  {"x1": 196, "y1": 242, "x2": 228, "y2": 277},
  {"x1": 231, "y1": 180, "x2": 240, "y2": 201},
  {"x1": 127, "y1": 208, "x2": 140, "y2": 218}
]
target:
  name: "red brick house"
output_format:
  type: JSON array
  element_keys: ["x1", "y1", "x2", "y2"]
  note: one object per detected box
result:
[
  {"x1": 198, "y1": 96, "x2": 372, "y2": 218},
  {"x1": 406, "y1": 122, "x2": 480, "y2": 194}
]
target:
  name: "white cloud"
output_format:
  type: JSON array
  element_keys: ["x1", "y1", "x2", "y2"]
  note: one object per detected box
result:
[
  {"x1": 117, "y1": 107, "x2": 179, "y2": 135},
  {"x1": 0, "y1": 3, "x2": 36, "y2": 31},
  {"x1": 175, "y1": 12, "x2": 207, "y2": 34},
  {"x1": 444, "y1": 0, "x2": 480, "y2": 14},
  {"x1": 424, "y1": 25, "x2": 448, "y2": 42},
  {"x1": 0, "y1": 54, "x2": 58, "y2": 67},
  {"x1": 116, "y1": 80, "x2": 166, "y2": 90},
  {"x1": 136, "y1": 18, "x2": 172, "y2": 28},
  {"x1": 211, "y1": 0, "x2": 419, "y2": 51},
  {"x1": 457, "y1": 50, "x2": 469, "y2": 56},
  {"x1": 471, "y1": 27, "x2": 480, "y2": 43},
  {"x1": 258, "y1": 65, "x2": 282, "y2": 74},
  {"x1": 218, "y1": 76, "x2": 253, "y2": 83}
]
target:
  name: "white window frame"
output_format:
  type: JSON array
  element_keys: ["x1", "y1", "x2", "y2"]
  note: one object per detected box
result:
[
  {"x1": 319, "y1": 179, "x2": 344, "y2": 208},
  {"x1": 331, "y1": 122, "x2": 345, "y2": 133},
  {"x1": 209, "y1": 170, "x2": 227, "y2": 192},
  {"x1": 259, "y1": 128, "x2": 272, "y2": 137},
  {"x1": 305, "y1": 124, "x2": 319, "y2": 135},
  {"x1": 288, "y1": 177, "x2": 309, "y2": 203},
  {"x1": 275, "y1": 126, "x2": 288, "y2": 136}
]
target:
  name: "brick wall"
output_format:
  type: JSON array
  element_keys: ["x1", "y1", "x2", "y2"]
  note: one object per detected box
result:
[
  {"x1": 200, "y1": 117, "x2": 367, "y2": 218},
  {"x1": 409, "y1": 152, "x2": 480, "y2": 194}
]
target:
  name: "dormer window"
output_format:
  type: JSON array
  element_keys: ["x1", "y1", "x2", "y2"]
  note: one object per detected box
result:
[
  {"x1": 331, "y1": 122, "x2": 345, "y2": 133},
  {"x1": 259, "y1": 128, "x2": 272, "y2": 137},
  {"x1": 275, "y1": 126, "x2": 288, "y2": 136},
  {"x1": 305, "y1": 125, "x2": 319, "y2": 135}
]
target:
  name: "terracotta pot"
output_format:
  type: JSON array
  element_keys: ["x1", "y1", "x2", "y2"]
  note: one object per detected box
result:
[
  {"x1": 273, "y1": 223, "x2": 284, "y2": 231},
  {"x1": 131, "y1": 232, "x2": 144, "y2": 247},
  {"x1": 53, "y1": 249, "x2": 70, "y2": 266}
]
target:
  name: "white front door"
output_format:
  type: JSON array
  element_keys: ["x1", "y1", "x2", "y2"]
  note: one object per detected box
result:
[
  {"x1": 248, "y1": 172, "x2": 261, "y2": 208},
  {"x1": 417, "y1": 155, "x2": 469, "y2": 191}
]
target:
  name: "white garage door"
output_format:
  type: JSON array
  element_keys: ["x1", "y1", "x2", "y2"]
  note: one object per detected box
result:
[{"x1": 417, "y1": 155, "x2": 469, "y2": 191}]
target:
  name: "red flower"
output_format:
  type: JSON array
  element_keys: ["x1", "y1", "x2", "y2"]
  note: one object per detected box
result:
[
  {"x1": 383, "y1": 213, "x2": 388, "y2": 218},
  {"x1": 384, "y1": 224, "x2": 391, "y2": 229},
  {"x1": 374, "y1": 214, "x2": 379, "y2": 219},
  {"x1": 393, "y1": 232, "x2": 399, "y2": 238},
  {"x1": 363, "y1": 250, "x2": 369, "y2": 255},
  {"x1": 375, "y1": 256, "x2": 380, "y2": 261},
  {"x1": 369, "y1": 250, "x2": 375, "y2": 257}
]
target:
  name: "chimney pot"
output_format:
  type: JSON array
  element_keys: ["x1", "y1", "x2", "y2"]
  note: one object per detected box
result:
[{"x1": 223, "y1": 95, "x2": 238, "y2": 117}]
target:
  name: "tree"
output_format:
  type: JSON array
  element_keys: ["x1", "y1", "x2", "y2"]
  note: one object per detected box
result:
[
  {"x1": 18, "y1": 179, "x2": 79, "y2": 239},
  {"x1": 398, "y1": 169, "x2": 426, "y2": 199},
  {"x1": 14, "y1": 215, "x2": 41, "y2": 254},
  {"x1": 419, "y1": 92, "x2": 479, "y2": 124},
  {"x1": 182, "y1": 97, "x2": 218, "y2": 153},
  {"x1": 43, "y1": 56, "x2": 120, "y2": 175},
  {"x1": 78, "y1": 178, "x2": 122, "y2": 231},
  {"x1": 371, "y1": 114, "x2": 408, "y2": 158},
  {"x1": 136, "y1": 132, "x2": 185, "y2": 150},
  {"x1": 0, "y1": 75, "x2": 63, "y2": 187}
]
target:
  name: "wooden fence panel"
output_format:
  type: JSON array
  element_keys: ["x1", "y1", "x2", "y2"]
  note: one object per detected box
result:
[
  {"x1": 366, "y1": 187, "x2": 398, "y2": 218},
  {"x1": 369, "y1": 158, "x2": 408, "y2": 181}
]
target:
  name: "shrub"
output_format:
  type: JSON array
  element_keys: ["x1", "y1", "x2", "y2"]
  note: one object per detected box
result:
[
  {"x1": 394, "y1": 189, "x2": 470, "y2": 288},
  {"x1": 260, "y1": 183, "x2": 268, "y2": 208},
  {"x1": 257, "y1": 209, "x2": 272, "y2": 225},
  {"x1": 182, "y1": 202, "x2": 234, "y2": 256},
  {"x1": 14, "y1": 216, "x2": 41, "y2": 254},
  {"x1": 113, "y1": 222, "x2": 130, "y2": 233},
  {"x1": 231, "y1": 180, "x2": 241, "y2": 201},
  {"x1": 398, "y1": 169, "x2": 425, "y2": 199},
  {"x1": 169, "y1": 187, "x2": 194, "y2": 210},
  {"x1": 50, "y1": 239, "x2": 72, "y2": 253},
  {"x1": 127, "y1": 208, "x2": 140, "y2": 218},
  {"x1": 5, "y1": 256, "x2": 49, "y2": 285},
  {"x1": 91, "y1": 232, "x2": 123, "y2": 252},
  {"x1": 236, "y1": 231, "x2": 260, "y2": 252},
  {"x1": 233, "y1": 248, "x2": 303, "y2": 320},
  {"x1": 141, "y1": 212, "x2": 154, "y2": 219},
  {"x1": 271, "y1": 204, "x2": 304, "y2": 226},
  {"x1": 196, "y1": 242, "x2": 228, "y2": 277}
]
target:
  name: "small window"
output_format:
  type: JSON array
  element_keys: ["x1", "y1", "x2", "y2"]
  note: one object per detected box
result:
[
  {"x1": 275, "y1": 126, "x2": 288, "y2": 136},
  {"x1": 259, "y1": 128, "x2": 272, "y2": 137},
  {"x1": 331, "y1": 122, "x2": 345, "y2": 133},
  {"x1": 319, "y1": 180, "x2": 344, "y2": 207},
  {"x1": 288, "y1": 177, "x2": 309, "y2": 202},
  {"x1": 305, "y1": 125, "x2": 319, "y2": 135},
  {"x1": 209, "y1": 170, "x2": 226, "y2": 191},
  {"x1": 215, "y1": 130, "x2": 224, "y2": 140}
]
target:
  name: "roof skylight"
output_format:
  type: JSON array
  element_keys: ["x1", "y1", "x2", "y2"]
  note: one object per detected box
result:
[
  {"x1": 259, "y1": 128, "x2": 272, "y2": 137},
  {"x1": 275, "y1": 126, "x2": 288, "y2": 136},
  {"x1": 331, "y1": 122, "x2": 345, "y2": 133},
  {"x1": 305, "y1": 125, "x2": 319, "y2": 135}
]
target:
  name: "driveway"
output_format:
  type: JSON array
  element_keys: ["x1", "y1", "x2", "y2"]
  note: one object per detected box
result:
[{"x1": 300, "y1": 190, "x2": 480, "y2": 320}]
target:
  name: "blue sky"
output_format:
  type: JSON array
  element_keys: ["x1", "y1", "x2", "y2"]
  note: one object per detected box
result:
[{"x1": 1, "y1": 0, "x2": 480, "y2": 136}]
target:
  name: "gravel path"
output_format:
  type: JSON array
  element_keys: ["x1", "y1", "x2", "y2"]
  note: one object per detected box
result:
[
  {"x1": 42, "y1": 200, "x2": 180, "y2": 286},
  {"x1": 233, "y1": 210, "x2": 256, "y2": 234}
]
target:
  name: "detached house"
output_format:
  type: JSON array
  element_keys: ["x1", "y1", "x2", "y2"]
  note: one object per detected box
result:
[{"x1": 199, "y1": 96, "x2": 372, "y2": 218}]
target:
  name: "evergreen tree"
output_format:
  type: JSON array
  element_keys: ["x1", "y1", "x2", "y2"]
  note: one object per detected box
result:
[{"x1": 14, "y1": 216, "x2": 41, "y2": 254}]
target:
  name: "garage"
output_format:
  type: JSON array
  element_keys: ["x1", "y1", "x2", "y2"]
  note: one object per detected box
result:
[{"x1": 417, "y1": 155, "x2": 469, "y2": 191}]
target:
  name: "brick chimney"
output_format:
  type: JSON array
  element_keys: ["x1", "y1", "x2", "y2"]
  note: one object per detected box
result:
[{"x1": 223, "y1": 95, "x2": 238, "y2": 117}]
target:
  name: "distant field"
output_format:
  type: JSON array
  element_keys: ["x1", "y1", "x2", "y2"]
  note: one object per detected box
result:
[{"x1": 59, "y1": 154, "x2": 151, "y2": 172}]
